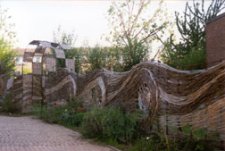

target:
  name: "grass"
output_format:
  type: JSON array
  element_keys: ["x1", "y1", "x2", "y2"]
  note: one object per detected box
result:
[{"x1": 31, "y1": 99, "x2": 220, "y2": 151}]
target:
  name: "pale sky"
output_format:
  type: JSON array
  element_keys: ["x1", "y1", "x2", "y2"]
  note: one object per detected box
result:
[{"x1": 0, "y1": 0, "x2": 211, "y2": 48}]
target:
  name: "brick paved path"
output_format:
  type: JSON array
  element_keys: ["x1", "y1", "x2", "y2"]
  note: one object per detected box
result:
[{"x1": 0, "y1": 116, "x2": 115, "y2": 151}]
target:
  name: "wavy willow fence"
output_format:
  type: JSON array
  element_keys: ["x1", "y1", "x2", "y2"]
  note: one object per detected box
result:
[{"x1": 2, "y1": 61, "x2": 225, "y2": 142}]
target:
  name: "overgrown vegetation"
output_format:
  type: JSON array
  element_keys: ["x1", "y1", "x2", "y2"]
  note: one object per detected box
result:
[
  {"x1": 107, "y1": 0, "x2": 168, "y2": 71},
  {"x1": 81, "y1": 107, "x2": 142, "y2": 144},
  {"x1": 32, "y1": 98, "x2": 85, "y2": 127},
  {"x1": 130, "y1": 125, "x2": 220, "y2": 151},
  {"x1": 52, "y1": 0, "x2": 225, "y2": 72},
  {"x1": 1, "y1": 0, "x2": 223, "y2": 150},
  {"x1": 0, "y1": 93, "x2": 21, "y2": 113},
  {"x1": 178, "y1": 125, "x2": 219, "y2": 151},
  {"x1": 32, "y1": 97, "x2": 220, "y2": 151},
  {"x1": 65, "y1": 46, "x2": 124, "y2": 73},
  {"x1": 161, "y1": 0, "x2": 225, "y2": 70}
]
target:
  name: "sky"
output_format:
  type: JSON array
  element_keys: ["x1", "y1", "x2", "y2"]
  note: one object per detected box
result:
[{"x1": 0, "y1": 0, "x2": 210, "y2": 48}]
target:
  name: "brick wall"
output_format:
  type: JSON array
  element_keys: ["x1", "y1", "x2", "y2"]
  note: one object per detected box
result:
[{"x1": 206, "y1": 13, "x2": 225, "y2": 67}]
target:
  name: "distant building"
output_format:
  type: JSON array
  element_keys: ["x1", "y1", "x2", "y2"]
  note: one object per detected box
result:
[
  {"x1": 206, "y1": 13, "x2": 225, "y2": 67},
  {"x1": 14, "y1": 48, "x2": 24, "y2": 65}
]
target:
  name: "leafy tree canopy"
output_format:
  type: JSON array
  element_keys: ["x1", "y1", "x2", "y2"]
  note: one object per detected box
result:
[
  {"x1": 161, "y1": 0, "x2": 225, "y2": 70},
  {"x1": 107, "y1": 0, "x2": 168, "y2": 71},
  {"x1": 0, "y1": 6, "x2": 16, "y2": 75}
]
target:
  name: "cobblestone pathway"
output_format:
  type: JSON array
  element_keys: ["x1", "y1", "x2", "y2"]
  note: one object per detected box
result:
[{"x1": 0, "y1": 116, "x2": 115, "y2": 151}]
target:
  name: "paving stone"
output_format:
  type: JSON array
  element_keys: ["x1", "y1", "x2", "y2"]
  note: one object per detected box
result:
[{"x1": 0, "y1": 116, "x2": 114, "y2": 151}]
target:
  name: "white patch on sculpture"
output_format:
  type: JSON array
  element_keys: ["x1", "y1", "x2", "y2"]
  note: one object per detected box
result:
[
  {"x1": 55, "y1": 48, "x2": 65, "y2": 59},
  {"x1": 97, "y1": 77, "x2": 106, "y2": 104},
  {"x1": 6, "y1": 78, "x2": 14, "y2": 90},
  {"x1": 66, "y1": 59, "x2": 75, "y2": 72},
  {"x1": 32, "y1": 63, "x2": 42, "y2": 75},
  {"x1": 45, "y1": 58, "x2": 56, "y2": 72}
]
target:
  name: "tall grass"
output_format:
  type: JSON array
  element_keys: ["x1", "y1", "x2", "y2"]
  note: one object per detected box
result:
[{"x1": 81, "y1": 107, "x2": 142, "y2": 144}]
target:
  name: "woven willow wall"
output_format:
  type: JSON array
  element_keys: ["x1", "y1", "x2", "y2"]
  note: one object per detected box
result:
[
  {"x1": 76, "y1": 60, "x2": 225, "y2": 141},
  {"x1": 7, "y1": 61, "x2": 225, "y2": 141}
]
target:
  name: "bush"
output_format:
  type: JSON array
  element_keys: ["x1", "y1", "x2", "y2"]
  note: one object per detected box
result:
[
  {"x1": 60, "y1": 109, "x2": 85, "y2": 127},
  {"x1": 32, "y1": 104, "x2": 62, "y2": 123},
  {"x1": 81, "y1": 107, "x2": 141, "y2": 144},
  {"x1": 32, "y1": 98, "x2": 85, "y2": 127},
  {"x1": 130, "y1": 132, "x2": 178, "y2": 151},
  {"x1": 121, "y1": 40, "x2": 148, "y2": 71},
  {"x1": 1, "y1": 93, "x2": 21, "y2": 113},
  {"x1": 161, "y1": 41, "x2": 206, "y2": 70},
  {"x1": 178, "y1": 125, "x2": 219, "y2": 151},
  {"x1": 130, "y1": 125, "x2": 219, "y2": 151}
]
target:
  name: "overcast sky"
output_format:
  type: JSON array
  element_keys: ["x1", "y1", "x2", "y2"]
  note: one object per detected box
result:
[{"x1": 0, "y1": 0, "x2": 211, "y2": 48}]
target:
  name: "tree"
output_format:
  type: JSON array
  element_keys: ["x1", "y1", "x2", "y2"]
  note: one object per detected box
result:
[
  {"x1": 161, "y1": 0, "x2": 225, "y2": 70},
  {"x1": 53, "y1": 25, "x2": 77, "y2": 47},
  {"x1": 88, "y1": 46, "x2": 107, "y2": 71},
  {"x1": 0, "y1": 7, "x2": 16, "y2": 75},
  {"x1": 107, "y1": 0, "x2": 168, "y2": 70},
  {"x1": 87, "y1": 46, "x2": 123, "y2": 72}
]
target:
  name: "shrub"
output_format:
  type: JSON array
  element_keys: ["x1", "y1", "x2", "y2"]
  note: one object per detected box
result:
[
  {"x1": 1, "y1": 93, "x2": 21, "y2": 113},
  {"x1": 121, "y1": 40, "x2": 148, "y2": 71},
  {"x1": 161, "y1": 0, "x2": 225, "y2": 70},
  {"x1": 32, "y1": 98, "x2": 85, "y2": 127},
  {"x1": 178, "y1": 125, "x2": 219, "y2": 151},
  {"x1": 32, "y1": 103, "x2": 47, "y2": 118},
  {"x1": 161, "y1": 41, "x2": 206, "y2": 70},
  {"x1": 60, "y1": 107, "x2": 85, "y2": 127},
  {"x1": 81, "y1": 107, "x2": 141, "y2": 144},
  {"x1": 130, "y1": 132, "x2": 178, "y2": 151},
  {"x1": 130, "y1": 125, "x2": 219, "y2": 151},
  {"x1": 32, "y1": 104, "x2": 63, "y2": 123}
]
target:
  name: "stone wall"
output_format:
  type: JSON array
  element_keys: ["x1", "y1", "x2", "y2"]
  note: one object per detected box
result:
[{"x1": 206, "y1": 13, "x2": 225, "y2": 67}]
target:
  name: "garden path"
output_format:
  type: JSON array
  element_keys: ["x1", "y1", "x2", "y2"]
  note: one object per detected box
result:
[{"x1": 0, "y1": 116, "x2": 115, "y2": 151}]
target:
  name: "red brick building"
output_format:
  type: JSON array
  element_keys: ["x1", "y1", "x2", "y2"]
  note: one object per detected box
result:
[{"x1": 206, "y1": 13, "x2": 225, "y2": 67}]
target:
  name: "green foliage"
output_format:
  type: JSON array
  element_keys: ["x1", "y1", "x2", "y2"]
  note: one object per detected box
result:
[
  {"x1": 65, "y1": 46, "x2": 124, "y2": 73},
  {"x1": 60, "y1": 99, "x2": 85, "y2": 127},
  {"x1": 129, "y1": 125, "x2": 219, "y2": 151},
  {"x1": 108, "y1": 0, "x2": 168, "y2": 71},
  {"x1": 1, "y1": 93, "x2": 21, "y2": 113},
  {"x1": 161, "y1": 37, "x2": 205, "y2": 70},
  {"x1": 32, "y1": 98, "x2": 85, "y2": 127},
  {"x1": 122, "y1": 39, "x2": 148, "y2": 71},
  {"x1": 88, "y1": 46, "x2": 123, "y2": 71},
  {"x1": 53, "y1": 25, "x2": 77, "y2": 46},
  {"x1": 161, "y1": 0, "x2": 225, "y2": 70},
  {"x1": 0, "y1": 39, "x2": 15, "y2": 74},
  {"x1": 81, "y1": 107, "x2": 141, "y2": 144},
  {"x1": 88, "y1": 46, "x2": 107, "y2": 70},
  {"x1": 130, "y1": 132, "x2": 178, "y2": 151},
  {"x1": 22, "y1": 65, "x2": 32, "y2": 74},
  {"x1": 179, "y1": 125, "x2": 219, "y2": 151},
  {"x1": 32, "y1": 101, "x2": 220, "y2": 151},
  {"x1": 66, "y1": 48, "x2": 84, "y2": 73},
  {"x1": 32, "y1": 104, "x2": 64, "y2": 123},
  {"x1": 56, "y1": 59, "x2": 65, "y2": 68},
  {"x1": 0, "y1": 7, "x2": 16, "y2": 75}
]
